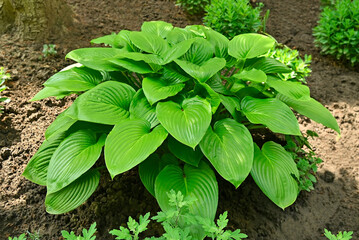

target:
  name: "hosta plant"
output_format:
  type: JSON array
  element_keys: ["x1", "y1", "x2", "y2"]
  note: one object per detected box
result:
[
  {"x1": 313, "y1": 0, "x2": 359, "y2": 66},
  {"x1": 203, "y1": 0, "x2": 269, "y2": 39},
  {"x1": 24, "y1": 21, "x2": 339, "y2": 239}
]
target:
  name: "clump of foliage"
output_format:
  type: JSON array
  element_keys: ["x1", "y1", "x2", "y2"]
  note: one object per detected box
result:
[
  {"x1": 203, "y1": 0, "x2": 269, "y2": 39},
  {"x1": 8, "y1": 231, "x2": 40, "y2": 240},
  {"x1": 0, "y1": 67, "x2": 11, "y2": 113},
  {"x1": 265, "y1": 45, "x2": 312, "y2": 84},
  {"x1": 313, "y1": 0, "x2": 359, "y2": 66},
  {"x1": 24, "y1": 21, "x2": 339, "y2": 239},
  {"x1": 110, "y1": 190, "x2": 247, "y2": 240},
  {"x1": 285, "y1": 130, "x2": 322, "y2": 192},
  {"x1": 62, "y1": 223, "x2": 97, "y2": 240},
  {"x1": 324, "y1": 229, "x2": 354, "y2": 240},
  {"x1": 176, "y1": 0, "x2": 210, "y2": 15},
  {"x1": 42, "y1": 44, "x2": 57, "y2": 58}
]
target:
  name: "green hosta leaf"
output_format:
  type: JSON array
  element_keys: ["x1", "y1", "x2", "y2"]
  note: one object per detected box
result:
[
  {"x1": 202, "y1": 27, "x2": 229, "y2": 60},
  {"x1": 162, "y1": 66, "x2": 190, "y2": 84},
  {"x1": 277, "y1": 94, "x2": 340, "y2": 133},
  {"x1": 105, "y1": 119, "x2": 168, "y2": 178},
  {"x1": 129, "y1": 89, "x2": 159, "y2": 128},
  {"x1": 166, "y1": 27, "x2": 195, "y2": 44},
  {"x1": 45, "y1": 169, "x2": 100, "y2": 214},
  {"x1": 241, "y1": 96, "x2": 301, "y2": 136},
  {"x1": 45, "y1": 109, "x2": 77, "y2": 139},
  {"x1": 130, "y1": 32, "x2": 169, "y2": 55},
  {"x1": 200, "y1": 119, "x2": 253, "y2": 188},
  {"x1": 114, "y1": 30, "x2": 139, "y2": 52},
  {"x1": 141, "y1": 21, "x2": 174, "y2": 38},
  {"x1": 139, "y1": 153, "x2": 178, "y2": 196},
  {"x1": 267, "y1": 76, "x2": 310, "y2": 100},
  {"x1": 228, "y1": 34, "x2": 275, "y2": 59},
  {"x1": 251, "y1": 142, "x2": 299, "y2": 209},
  {"x1": 162, "y1": 39, "x2": 196, "y2": 64},
  {"x1": 91, "y1": 33, "x2": 117, "y2": 46},
  {"x1": 43, "y1": 66, "x2": 103, "y2": 92},
  {"x1": 167, "y1": 136, "x2": 203, "y2": 167},
  {"x1": 247, "y1": 57, "x2": 292, "y2": 74},
  {"x1": 23, "y1": 132, "x2": 67, "y2": 186},
  {"x1": 155, "y1": 161, "x2": 218, "y2": 221},
  {"x1": 175, "y1": 58, "x2": 226, "y2": 83},
  {"x1": 233, "y1": 69, "x2": 267, "y2": 83},
  {"x1": 198, "y1": 83, "x2": 221, "y2": 114},
  {"x1": 108, "y1": 57, "x2": 155, "y2": 74},
  {"x1": 31, "y1": 86, "x2": 72, "y2": 101},
  {"x1": 182, "y1": 38, "x2": 214, "y2": 65},
  {"x1": 206, "y1": 73, "x2": 233, "y2": 95},
  {"x1": 66, "y1": 48, "x2": 124, "y2": 71},
  {"x1": 47, "y1": 130, "x2": 105, "y2": 193},
  {"x1": 219, "y1": 95, "x2": 240, "y2": 119},
  {"x1": 156, "y1": 96, "x2": 212, "y2": 148},
  {"x1": 66, "y1": 81, "x2": 135, "y2": 125},
  {"x1": 142, "y1": 77, "x2": 185, "y2": 105}
]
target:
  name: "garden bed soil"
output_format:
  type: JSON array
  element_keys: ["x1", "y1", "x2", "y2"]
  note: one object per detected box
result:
[{"x1": 0, "y1": 0, "x2": 358, "y2": 239}]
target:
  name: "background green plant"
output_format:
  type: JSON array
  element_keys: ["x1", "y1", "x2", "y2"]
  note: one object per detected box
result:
[
  {"x1": 24, "y1": 21, "x2": 339, "y2": 239},
  {"x1": 203, "y1": 0, "x2": 268, "y2": 39},
  {"x1": 265, "y1": 45, "x2": 312, "y2": 84},
  {"x1": 0, "y1": 67, "x2": 11, "y2": 113},
  {"x1": 176, "y1": 0, "x2": 210, "y2": 15},
  {"x1": 313, "y1": 0, "x2": 359, "y2": 66}
]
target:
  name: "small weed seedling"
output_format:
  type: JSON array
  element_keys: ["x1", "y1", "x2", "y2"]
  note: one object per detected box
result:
[
  {"x1": 42, "y1": 44, "x2": 57, "y2": 58},
  {"x1": 324, "y1": 229, "x2": 353, "y2": 240},
  {"x1": 0, "y1": 67, "x2": 10, "y2": 113},
  {"x1": 61, "y1": 222, "x2": 97, "y2": 240}
]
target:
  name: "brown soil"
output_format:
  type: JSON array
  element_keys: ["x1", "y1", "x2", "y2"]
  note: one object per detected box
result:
[{"x1": 0, "y1": 0, "x2": 358, "y2": 239}]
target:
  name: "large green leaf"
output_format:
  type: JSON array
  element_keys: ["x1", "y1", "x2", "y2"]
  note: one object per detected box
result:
[
  {"x1": 47, "y1": 130, "x2": 105, "y2": 193},
  {"x1": 142, "y1": 77, "x2": 185, "y2": 105},
  {"x1": 277, "y1": 94, "x2": 340, "y2": 133},
  {"x1": 91, "y1": 34, "x2": 116, "y2": 46},
  {"x1": 45, "y1": 109, "x2": 77, "y2": 139},
  {"x1": 267, "y1": 76, "x2": 310, "y2": 100},
  {"x1": 66, "y1": 48, "x2": 124, "y2": 71},
  {"x1": 167, "y1": 136, "x2": 203, "y2": 167},
  {"x1": 233, "y1": 69, "x2": 267, "y2": 83},
  {"x1": 141, "y1": 21, "x2": 174, "y2": 38},
  {"x1": 203, "y1": 27, "x2": 229, "y2": 60},
  {"x1": 45, "y1": 169, "x2": 100, "y2": 214},
  {"x1": 162, "y1": 39, "x2": 196, "y2": 64},
  {"x1": 156, "y1": 96, "x2": 212, "y2": 148},
  {"x1": 23, "y1": 132, "x2": 67, "y2": 186},
  {"x1": 198, "y1": 82, "x2": 221, "y2": 114},
  {"x1": 228, "y1": 34, "x2": 275, "y2": 59},
  {"x1": 241, "y1": 96, "x2": 301, "y2": 136},
  {"x1": 155, "y1": 161, "x2": 218, "y2": 221},
  {"x1": 91, "y1": 33, "x2": 117, "y2": 47},
  {"x1": 43, "y1": 66, "x2": 103, "y2": 92},
  {"x1": 200, "y1": 119, "x2": 253, "y2": 188},
  {"x1": 251, "y1": 142, "x2": 299, "y2": 209},
  {"x1": 66, "y1": 81, "x2": 135, "y2": 125},
  {"x1": 139, "y1": 153, "x2": 178, "y2": 196},
  {"x1": 247, "y1": 57, "x2": 292, "y2": 74},
  {"x1": 130, "y1": 32, "x2": 169, "y2": 56},
  {"x1": 175, "y1": 58, "x2": 226, "y2": 83},
  {"x1": 31, "y1": 86, "x2": 72, "y2": 101},
  {"x1": 129, "y1": 89, "x2": 159, "y2": 128},
  {"x1": 108, "y1": 57, "x2": 155, "y2": 74},
  {"x1": 105, "y1": 119, "x2": 168, "y2": 178},
  {"x1": 182, "y1": 38, "x2": 214, "y2": 65},
  {"x1": 114, "y1": 30, "x2": 140, "y2": 52},
  {"x1": 219, "y1": 95, "x2": 240, "y2": 119},
  {"x1": 166, "y1": 27, "x2": 195, "y2": 44}
]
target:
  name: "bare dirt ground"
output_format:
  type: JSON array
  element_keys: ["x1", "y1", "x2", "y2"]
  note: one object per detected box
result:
[{"x1": 0, "y1": 0, "x2": 358, "y2": 239}]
